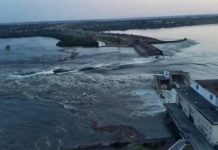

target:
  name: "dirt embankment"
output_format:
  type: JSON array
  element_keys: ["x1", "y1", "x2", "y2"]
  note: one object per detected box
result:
[
  {"x1": 91, "y1": 120, "x2": 145, "y2": 141},
  {"x1": 94, "y1": 32, "x2": 186, "y2": 57}
]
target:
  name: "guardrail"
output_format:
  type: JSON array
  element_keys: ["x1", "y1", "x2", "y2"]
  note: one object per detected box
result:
[{"x1": 168, "y1": 139, "x2": 189, "y2": 150}]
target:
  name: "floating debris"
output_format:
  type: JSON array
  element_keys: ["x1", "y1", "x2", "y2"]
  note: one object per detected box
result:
[{"x1": 5, "y1": 45, "x2": 11, "y2": 51}]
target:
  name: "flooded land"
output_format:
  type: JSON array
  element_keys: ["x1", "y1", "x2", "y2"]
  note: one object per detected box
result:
[{"x1": 0, "y1": 24, "x2": 218, "y2": 149}]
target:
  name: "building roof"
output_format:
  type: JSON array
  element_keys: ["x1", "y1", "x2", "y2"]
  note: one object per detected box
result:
[
  {"x1": 169, "y1": 71, "x2": 190, "y2": 75},
  {"x1": 195, "y1": 80, "x2": 218, "y2": 97},
  {"x1": 154, "y1": 74, "x2": 169, "y2": 80},
  {"x1": 177, "y1": 87, "x2": 218, "y2": 125}
]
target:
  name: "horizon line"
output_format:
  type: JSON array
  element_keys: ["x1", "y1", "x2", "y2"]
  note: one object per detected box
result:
[{"x1": 1, "y1": 13, "x2": 218, "y2": 25}]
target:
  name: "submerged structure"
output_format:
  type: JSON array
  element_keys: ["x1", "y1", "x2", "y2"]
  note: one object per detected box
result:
[
  {"x1": 5, "y1": 45, "x2": 10, "y2": 51},
  {"x1": 154, "y1": 71, "x2": 191, "y2": 90}
]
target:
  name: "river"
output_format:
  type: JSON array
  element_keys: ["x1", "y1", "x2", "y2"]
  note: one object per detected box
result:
[
  {"x1": 1, "y1": 24, "x2": 218, "y2": 149},
  {"x1": 109, "y1": 24, "x2": 218, "y2": 79},
  {"x1": 0, "y1": 37, "x2": 168, "y2": 150}
]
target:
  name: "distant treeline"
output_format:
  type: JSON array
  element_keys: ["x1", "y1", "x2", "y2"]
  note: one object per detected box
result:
[
  {"x1": 1, "y1": 14, "x2": 218, "y2": 47},
  {"x1": 0, "y1": 29, "x2": 98, "y2": 47},
  {"x1": 66, "y1": 15, "x2": 218, "y2": 31}
]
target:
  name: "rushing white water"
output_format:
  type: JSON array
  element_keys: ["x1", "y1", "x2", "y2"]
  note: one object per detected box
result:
[
  {"x1": 1, "y1": 24, "x2": 218, "y2": 149},
  {"x1": 98, "y1": 41, "x2": 106, "y2": 47},
  {"x1": 0, "y1": 36, "x2": 169, "y2": 150}
]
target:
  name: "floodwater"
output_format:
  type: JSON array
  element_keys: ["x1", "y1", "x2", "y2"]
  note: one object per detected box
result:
[
  {"x1": 0, "y1": 37, "x2": 168, "y2": 149},
  {"x1": 1, "y1": 24, "x2": 218, "y2": 149}
]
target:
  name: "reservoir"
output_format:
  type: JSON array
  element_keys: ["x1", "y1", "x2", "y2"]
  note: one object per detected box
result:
[{"x1": 109, "y1": 24, "x2": 218, "y2": 79}]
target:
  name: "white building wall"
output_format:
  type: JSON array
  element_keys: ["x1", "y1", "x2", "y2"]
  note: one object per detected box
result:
[
  {"x1": 164, "y1": 71, "x2": 170, "y2": 79},
  {"x1": 177, "y1": 94, "x2": 217, "y2": 145},
  {"x1": 178, "y1": 94, "x2": 190, "y2": 118},
  {"x1": 193, "y1": 108, "x2": 214, "y2": 144},
  {"x1": 212, "y1": 126, "x2": 218, "y2": 145},
  {"x1": 191, "y1": 81, "x2": 218, "y2": 107}
]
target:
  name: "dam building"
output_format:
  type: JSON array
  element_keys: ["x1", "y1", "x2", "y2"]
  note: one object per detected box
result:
[
  {"x1": 176, "y1": 80, "x2": 218, "y2": 146},
  {"x1": 154, "y1": 71, "x2": 190, "y2": 90}
]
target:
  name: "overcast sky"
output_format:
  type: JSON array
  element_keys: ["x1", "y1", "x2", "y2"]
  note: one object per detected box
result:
[{"x1": 0, "y1": 0, "x2": 218, "y2": 23}]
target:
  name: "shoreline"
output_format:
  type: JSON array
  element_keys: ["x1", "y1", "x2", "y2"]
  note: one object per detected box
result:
[
  {"x1": 0, "y1": 34, "x2": 187, "y2": 58},
  {"x1": 0, "y1": 22, "x2": 188, "y2": 57},
  {"x1": 149, "y1": 38, "x2": 187, "y2": 44},
  {"x1": 95, "y1": 33, "x2": 187, "y2": 57}
]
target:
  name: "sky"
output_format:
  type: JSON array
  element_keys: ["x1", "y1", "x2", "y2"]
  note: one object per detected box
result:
[{"x1": 0, "y1": 0, "x2": 218, "y2": 23}]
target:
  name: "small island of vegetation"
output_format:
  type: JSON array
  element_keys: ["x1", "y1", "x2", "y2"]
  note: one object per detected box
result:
[{"x1": 0, "y1": 28, "x2": 99, "y2": 47}]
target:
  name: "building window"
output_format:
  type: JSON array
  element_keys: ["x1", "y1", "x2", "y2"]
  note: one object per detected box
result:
[
  {"x1": 210, "y1": 95, "x2": 213, "y2": 101},
  {"x1": 196, "y1": 85, "x2": 199, "y2": 90}
]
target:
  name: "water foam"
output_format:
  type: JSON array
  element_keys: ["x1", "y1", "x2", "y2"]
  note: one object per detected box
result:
[{"x1": 10, "y1": 70, "x2": 54, "y2": 79}]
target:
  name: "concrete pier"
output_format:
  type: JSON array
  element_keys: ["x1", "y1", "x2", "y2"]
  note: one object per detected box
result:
[{"x1": 133, "y1": 42, "x2": 164, "y2": 56}]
